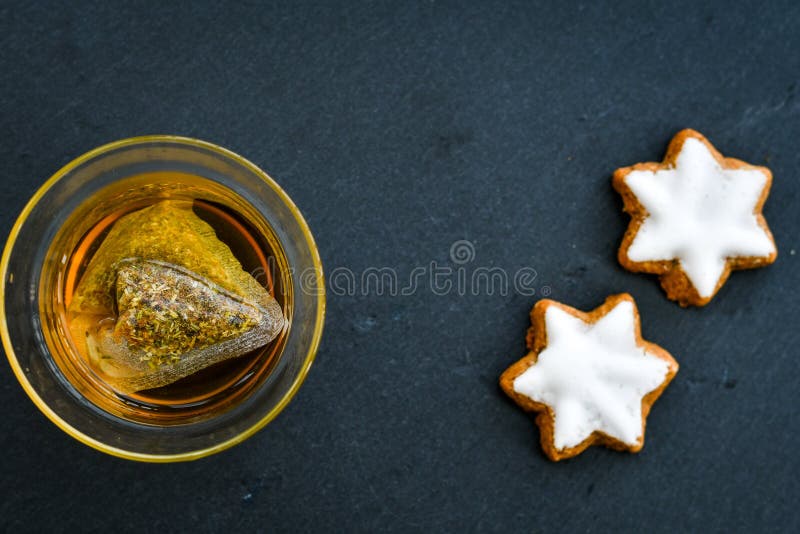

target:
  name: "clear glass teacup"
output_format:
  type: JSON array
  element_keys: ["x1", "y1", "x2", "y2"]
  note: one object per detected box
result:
[{"x1": 1, "y1": 136, "x2": 325, "y2": 461}]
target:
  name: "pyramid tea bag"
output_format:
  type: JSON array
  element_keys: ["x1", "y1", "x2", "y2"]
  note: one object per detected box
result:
[
  {"x1": 68, "y1": 201, "x2": 284, "y2": 393},
  {"x1": 85, "y1": 259, "x2": 282, "y2": 392}
]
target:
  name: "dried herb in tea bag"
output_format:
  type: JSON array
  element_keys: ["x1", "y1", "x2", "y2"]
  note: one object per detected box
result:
[{"x1": 69, "y1": 201, "x2": 284, "y2": 393}]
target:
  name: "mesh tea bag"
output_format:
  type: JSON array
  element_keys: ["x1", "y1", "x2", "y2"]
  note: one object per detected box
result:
[{"x1": 69, "y1": 201, "x2": 284, "y2": 393}]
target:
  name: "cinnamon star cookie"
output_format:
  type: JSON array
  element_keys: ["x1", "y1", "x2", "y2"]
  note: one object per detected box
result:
[
  {"x1": 613, "y1": 129, "x2": 777, "y2": 306},
  {"x1": 500, "y1": 294, "x2": 678, "y2": 461}
]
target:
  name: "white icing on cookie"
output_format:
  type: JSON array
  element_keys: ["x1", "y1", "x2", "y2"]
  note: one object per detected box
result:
[
  {"x1": 513, "y1": 300, "x2": 669, "y2": 450},
  {"x1": 624, "y1": 138, "x2": 775, "y2": 298}
]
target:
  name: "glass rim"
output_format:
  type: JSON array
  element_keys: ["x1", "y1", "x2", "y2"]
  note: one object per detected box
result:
[{"x1": 0, "y1": 135, "x2": 326, "y2": 462}]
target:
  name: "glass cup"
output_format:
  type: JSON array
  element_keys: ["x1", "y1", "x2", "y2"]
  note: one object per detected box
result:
[{"x1": 0, "y1": 136, "x2": 325, "y2": 461}]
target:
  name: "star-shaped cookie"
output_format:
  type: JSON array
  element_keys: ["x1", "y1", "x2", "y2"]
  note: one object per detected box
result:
[
  {"x1": 500, "y1": 294, "x2": 678, "y2": 461},
  {"x1": 613, "y1": 129, "x2": 777, "y2": 306}
]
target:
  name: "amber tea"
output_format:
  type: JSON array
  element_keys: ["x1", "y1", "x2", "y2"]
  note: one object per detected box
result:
[{"x1": 39, "y1": 173, "x2": 291, "y2": 425}]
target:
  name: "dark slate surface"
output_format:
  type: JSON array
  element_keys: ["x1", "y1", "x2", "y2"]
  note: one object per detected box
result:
[{"x1": 1, "y1": 1, "x2": 798, "y2": 532}]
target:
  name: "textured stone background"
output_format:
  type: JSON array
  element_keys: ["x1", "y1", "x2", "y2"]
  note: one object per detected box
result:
[{"x1": 1, "y1": 1, "x2": 798, "y2": 531}]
